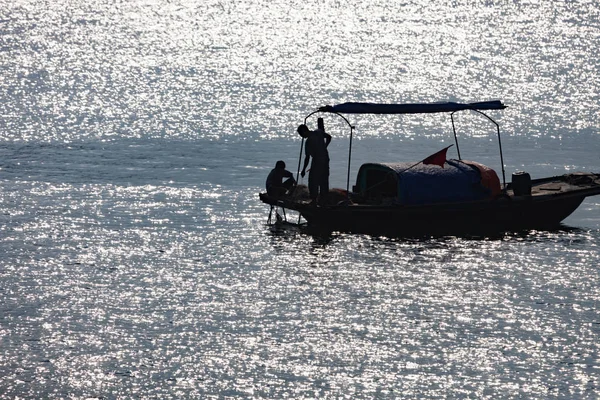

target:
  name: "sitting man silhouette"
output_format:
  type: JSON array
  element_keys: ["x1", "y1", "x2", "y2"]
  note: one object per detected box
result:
[{"x1": 265, "y1": 160, "x2": 296, "y2": 197}]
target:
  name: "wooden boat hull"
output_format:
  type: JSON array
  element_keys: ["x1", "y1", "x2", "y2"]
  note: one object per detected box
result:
[
  {"x1": 259, "y1": 173, "x2": 600, "y2": 236},
  {"x1": 293, "y1": 194, "x2": 586, "y2": 235}
]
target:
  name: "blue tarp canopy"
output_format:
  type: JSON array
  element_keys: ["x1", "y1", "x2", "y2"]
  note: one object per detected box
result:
[
  {"x1": 319, "y1": 101, "x2": 506, "y2": 115},
  {"x1": 356, "y1": 160, "x2": 493, "y2": 205}
]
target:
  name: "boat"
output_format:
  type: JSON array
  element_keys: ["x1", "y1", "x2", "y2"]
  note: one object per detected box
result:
[{"x1": 259, "y1": 101, "x2": 600, "y2": 236}]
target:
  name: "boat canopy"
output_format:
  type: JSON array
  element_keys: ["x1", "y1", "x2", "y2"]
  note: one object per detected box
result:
[
  {"x1": 318, "y1": 101, "x2": 506, "y2": 115},
  {"x1": 302, "y1": 99, "x2": 508, "y2": 195}
]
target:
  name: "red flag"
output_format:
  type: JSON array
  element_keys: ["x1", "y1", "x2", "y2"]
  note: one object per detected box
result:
[{"x1": 422, "y1": 145, "x2": 453, "y2": 168}]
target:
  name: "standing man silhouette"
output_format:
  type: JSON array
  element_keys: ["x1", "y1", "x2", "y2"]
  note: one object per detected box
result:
[{"x1": 298, "y1": 123, "x2": 332, "y2": 205}]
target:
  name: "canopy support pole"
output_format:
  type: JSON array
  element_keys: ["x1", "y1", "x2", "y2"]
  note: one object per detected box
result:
[
  {"x1": 474, "y1": 110, "x2": 506, "y2": 190},
  {"x1": 347, "y1": 126, "x2": 354, "y2": 195},
  {"x1": 451, "y1": 110, "x2": 507, "y2": 189},
  {"x1": 450, "y1": 113, "x2": 462, "y2": 160},
  {"x1": 296, "y1": 137, "x2": 305, "y2": 183}
]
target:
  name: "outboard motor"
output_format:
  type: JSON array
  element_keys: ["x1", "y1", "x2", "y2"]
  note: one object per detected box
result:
[{"x1": 512, "y1": 171, "x2": 532, "y2": 196}]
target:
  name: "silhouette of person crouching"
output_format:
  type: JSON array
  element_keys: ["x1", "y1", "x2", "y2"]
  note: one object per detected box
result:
[{"x1": 265, "y1": 160, "x2": 296, "y2": 197}]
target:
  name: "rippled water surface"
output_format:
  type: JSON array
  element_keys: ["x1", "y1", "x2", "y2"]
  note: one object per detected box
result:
[{"x1": 1, "y1": 0, "x2": 600, "y2": 398}]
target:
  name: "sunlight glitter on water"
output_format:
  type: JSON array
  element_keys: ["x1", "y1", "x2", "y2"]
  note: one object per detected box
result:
[
  {"x1": 3, "y1": 0, "x2": 600, "y2": 142},
  {"x1": 2, "y1": 0, "x2": 600, "y2": 397},
  {"x1": 2, "y1": 173, "x2": 600, "y2": 397}
]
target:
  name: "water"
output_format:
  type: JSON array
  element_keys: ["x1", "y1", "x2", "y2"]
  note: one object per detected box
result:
[{"x1": 1, "y1": 0, "x2": 600, "y2": 398}]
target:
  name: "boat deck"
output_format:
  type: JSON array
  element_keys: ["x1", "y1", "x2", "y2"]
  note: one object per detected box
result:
[
  {"x1": 507, "y1": 173, "x2": 600, "y2": 198},
  {"x1": 261, "y1": 173, "x2": 600, "y2": 210}
]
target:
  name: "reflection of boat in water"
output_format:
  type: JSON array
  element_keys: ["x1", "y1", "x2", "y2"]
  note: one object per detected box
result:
[{"x1": 259, "y1": 101, "x2": 600, "y2": 236}]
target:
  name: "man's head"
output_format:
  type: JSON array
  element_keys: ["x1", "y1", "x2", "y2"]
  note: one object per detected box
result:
[
  {"x1": 275, "y1": 160, "x2": 286, "y2": 169},
  {"x1": 297, "y1": 124, "x2": 309, "y2": 138}
]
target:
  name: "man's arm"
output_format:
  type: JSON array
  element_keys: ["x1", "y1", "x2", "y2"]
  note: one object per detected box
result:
[
  {"x1": 324, "y1": 132, "x2": 332, "y2": 147},
  {"x1": 301, "y1": 140, "x2": 311, "y2": 177},
  {"x1": 301, "y1": 155, "x2": 310, "y2": 177}
]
